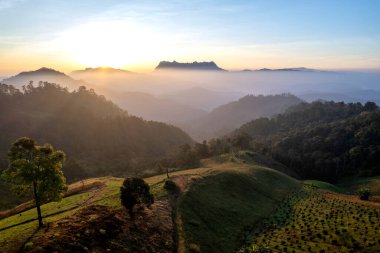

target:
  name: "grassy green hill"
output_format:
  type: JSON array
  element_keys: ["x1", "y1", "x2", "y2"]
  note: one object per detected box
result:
[{"x1": 176, "y1": 164, "x2": 300, "y2": 253}]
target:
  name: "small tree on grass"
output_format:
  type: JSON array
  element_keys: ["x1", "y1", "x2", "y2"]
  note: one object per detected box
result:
[
  {"x1": 120, "y1": 177, "x2": 154, "y2": 218},
  {"x1": 164, "y1": 179, "x2": 179, "y2": 194},
  {"x1": 358, "y1": 187, "x2": 371, "y2": 201},
  {"x1": 2, "y1": 137, "x2": 67, "y2": 228}
]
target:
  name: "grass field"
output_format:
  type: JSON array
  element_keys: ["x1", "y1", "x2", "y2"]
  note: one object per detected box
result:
[{"x1": 239, "y1": 185, "x2": 380, "y2": 253}]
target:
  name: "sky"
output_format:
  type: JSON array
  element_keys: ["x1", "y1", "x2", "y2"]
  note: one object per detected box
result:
[{"x1": 0, "y1": 0, "x2": 379, "y2": 74}]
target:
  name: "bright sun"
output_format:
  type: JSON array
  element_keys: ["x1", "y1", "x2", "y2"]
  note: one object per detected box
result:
[{"x1": 56, "y1": 21, "x2": 167, "y2": 68}]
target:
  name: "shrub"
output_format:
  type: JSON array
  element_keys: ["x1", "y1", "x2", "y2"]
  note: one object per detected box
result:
[
  {"x1": 120, "y1": 177, "x2": 154, "y2": 218},
  {"x1": 189, "y1": 243, "x2": 201, "y2": 253},
  {"x1": 357, "y1": 188, "x2": 371, "y2": 201},
  {"x1": 164, "y1": 179, "x2": 178, "y2": 193}
]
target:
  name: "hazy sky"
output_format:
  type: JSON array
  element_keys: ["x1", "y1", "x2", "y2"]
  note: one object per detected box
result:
[{"x1": 0, "y1": 0, "x2": 379, "y2": 74}]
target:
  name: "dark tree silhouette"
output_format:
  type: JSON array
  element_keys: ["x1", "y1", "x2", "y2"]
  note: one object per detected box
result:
[
  {"x1": 358, "y1": 188, "x2": 371, "y2": 201},
  {"x1": 120, "y1": 177, "x2": 154, "y2": 218}
]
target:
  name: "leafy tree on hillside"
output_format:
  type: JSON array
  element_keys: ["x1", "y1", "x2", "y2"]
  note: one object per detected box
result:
[
  {"x1": 120, "y1": 177, "x2": 154, "y2": 218},
  {"x1": 2, "y1": 137, "x2": 67, "y2": 227}
]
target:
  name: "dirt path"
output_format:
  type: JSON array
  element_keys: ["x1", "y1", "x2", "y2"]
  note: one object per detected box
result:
[
  {"x1": 0, "y1": 182, "x2": 107, "y2": 234},
  {"x1": 0, "y1": 179, "x2": 106, "y2": 220}
]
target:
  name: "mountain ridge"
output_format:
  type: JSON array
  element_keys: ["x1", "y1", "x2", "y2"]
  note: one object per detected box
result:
[
  {"x1": 241, "y1": 67, "x2": 328, "y2": 72},
  {"x1": 1, "y1": 67, "x2": 86, "y2": 89},
  {"x1": 71, "y1": 67, "x2": 135, "y2": 75},
  {"x1": 155, "y1": 61, "x2": 225, "y2": 71}
]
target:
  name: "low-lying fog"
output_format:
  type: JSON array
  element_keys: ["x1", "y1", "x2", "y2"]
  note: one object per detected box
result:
[
  {"x1": 71, "y1": 69, "x2": 380, "y2": 97},
  {"x1": 70, "y1": 69, "x2": 380, "y2": 108},
  {"x1": 3, "y1": 68, "x2": 380, "y2": 140}
]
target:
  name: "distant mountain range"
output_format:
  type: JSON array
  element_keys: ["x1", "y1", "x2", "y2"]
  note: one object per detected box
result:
[
  {"x1": 299, "y1": 90, "x2": 380, "y2": 105},
  {"x1": 242, "y1": 67, "x2": 326, "y2": 72},
  {"x1": 71, "y1": 67, "x2": 134, "y2": 75},
  {"x1": 155, "y1": 61, "x2": 225, "y2": 71}
]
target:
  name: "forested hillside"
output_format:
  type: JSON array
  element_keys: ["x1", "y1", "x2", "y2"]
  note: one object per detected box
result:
[
  {"x1": 0, "y1": 82, "x2": 192, "y2": 209},
  {"x1": 233, "y1": 101, "x2": 380, "y2": 182}
]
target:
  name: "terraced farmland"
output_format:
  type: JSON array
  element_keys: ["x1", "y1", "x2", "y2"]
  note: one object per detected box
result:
[{"x1": 239, "y1": 185, "x2": 380, "y2": 253}]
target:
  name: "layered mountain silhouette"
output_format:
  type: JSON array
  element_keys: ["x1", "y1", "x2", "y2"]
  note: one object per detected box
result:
[
  {"x1": 71, "y1": 67, "x2": 134, "y2": 75},
  {"x1": 243, "y1": 67, "x2": 325, "y2": 72},
  {"x1": 299, "y1": 90, "x2": 380, "y2": 105},
  {"x1": 155, "y1": 61, "x2": 225, "y2": 71}
]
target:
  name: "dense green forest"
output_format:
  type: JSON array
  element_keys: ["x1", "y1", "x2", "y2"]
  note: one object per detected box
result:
[
  {"x1": 0, "y1": 82, "x2": 192, "y2": 209},
  {"x1": 232, "y1": 101, "x2": 380, "y2": 182}
]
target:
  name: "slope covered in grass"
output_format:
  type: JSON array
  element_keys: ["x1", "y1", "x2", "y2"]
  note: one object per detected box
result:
[{"x1": 176, "y1": 162, "x2": 300, "y2": 253}]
